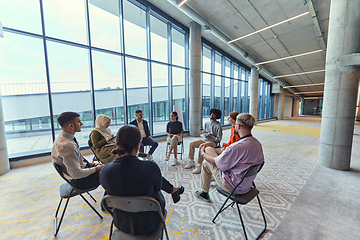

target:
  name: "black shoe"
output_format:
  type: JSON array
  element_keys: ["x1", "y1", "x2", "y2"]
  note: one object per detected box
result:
[
  {"x1": 172, "y1": 186, "x2": 185, "y2": 203},
  {"x1": 138, "y1": 152, "x2": 147, "y2": 158}
]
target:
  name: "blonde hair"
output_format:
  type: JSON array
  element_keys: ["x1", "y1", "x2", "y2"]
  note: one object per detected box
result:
[{"x1": 236, "y1": 113, "x2": 255, "y2": 130}]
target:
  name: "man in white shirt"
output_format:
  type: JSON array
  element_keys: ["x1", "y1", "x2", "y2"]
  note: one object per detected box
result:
[
  {"x1": 130, "y1": 109, "x2": 158, "y2": 160},
  {"x1": 52, "y1": 112, "x2": 103, "y2": 189}
]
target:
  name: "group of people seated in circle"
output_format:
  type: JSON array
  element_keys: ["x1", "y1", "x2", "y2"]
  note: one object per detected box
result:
[{"x1": 52, "y1": 108, "x2": 264, "y2": 236}]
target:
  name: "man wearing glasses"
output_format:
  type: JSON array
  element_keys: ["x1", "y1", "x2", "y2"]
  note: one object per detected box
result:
[{"x1": 194, "y1": 113, "x2": 264, "y2": 202}]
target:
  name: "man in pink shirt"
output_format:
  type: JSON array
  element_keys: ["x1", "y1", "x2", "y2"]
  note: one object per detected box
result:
[{"x1": 194, "y1": 113, "x2": 264, "y2": 202}]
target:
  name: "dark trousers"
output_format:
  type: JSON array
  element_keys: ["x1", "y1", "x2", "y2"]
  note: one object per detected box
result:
[
  {"x1": 161, "y1": 177, "x2": 173, "y2": 194},
  {"x1": 140, "y1": 137, "x2": 158, "y2": 155},
  {"x1": 72, "y1": 162, "x2": 100, "y2": 190}
]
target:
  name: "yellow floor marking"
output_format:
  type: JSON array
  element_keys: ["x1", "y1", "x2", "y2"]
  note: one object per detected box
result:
[{"x1": 254, "y1": 123, "x2": 321, "y2": 137}]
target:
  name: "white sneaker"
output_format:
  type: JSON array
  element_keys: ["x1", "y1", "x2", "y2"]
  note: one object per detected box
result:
[
  {"x1": 192, "y1": 165, "x2": 202, "y2": 174},
  {"x1": 172, "y1": 158, "x2": 178, "y2": 166},
  {"x1": 164, "y1": 155, "x2": 170, "y2": 161},
  {"x1": 147, "y1": 154, "x2": 154, "y2": 161},
  {"x1": 184, "y1": 160, "x2": 195, "y2": 169}
]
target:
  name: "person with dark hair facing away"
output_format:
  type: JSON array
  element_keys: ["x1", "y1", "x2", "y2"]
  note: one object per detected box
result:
[
  {"x1": 52, "y1": 112, "x2": 103, "y2": 190},
  {"x1": 100, "y1": 125, "x2": 184, "y2": 236},
  {"x1": 194, "y1": 113, "x2": 264, "y2": 202},
  {"x1": 222, "y1": 111, "x2": 240, "y2": 148},
  {"x1": 185, "y1": 108, "x2": 223, "y2": 174},
  {"x1": 89, "y1": 114, "x2": 117, "y2": 163},
  {"x1": 130, "y1": 109, "x2": 158, "y2": 161},
  {"x1": 164, "y1": 111, "x2": 183, "y2": 166}
]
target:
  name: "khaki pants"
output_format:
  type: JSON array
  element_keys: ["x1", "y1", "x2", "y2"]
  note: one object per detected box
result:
[
  {"x1": 200, "y1": 147, "x2": 231, "y2": 193},
  {"x1": 188, "y1": 140, "x2": 217, "y2": 164},
  {"x1": 167, "y1": 135, "x2": 182, "y2": 153}
]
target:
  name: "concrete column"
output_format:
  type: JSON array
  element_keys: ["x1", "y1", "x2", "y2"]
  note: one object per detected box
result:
[
  {"x1": 292, "y1": 98, "x2": 300, "y2": 117},
  {"x1": 249, "y1": 66, "x2": 259, "y2": 123},
  {"x1": 0, "y1": 91, "x2": 10, "y2": 176},
  {"x1": 189, "y1": 22, "x2": 201, "y2": 137},
  {"x1": 319, "y1": 0, "x2": 360, "y2": 170},
  {"x1": 277, "y1": 90, "x2": 285, "y2": 120}
]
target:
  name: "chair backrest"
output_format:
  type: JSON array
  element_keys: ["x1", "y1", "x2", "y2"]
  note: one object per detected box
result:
[
  {"x1": 88, "y1": 140, "x2": 100, "y2": 162},
  {"x1": 53, "y1": 162, "x2": 72, "y2": 184},
  {"x1": 230, "y1": 161, "x2": 265, "y2": 194},
  {"x1": 101, "y1": 195, "x2": 165, "y2": 221}
]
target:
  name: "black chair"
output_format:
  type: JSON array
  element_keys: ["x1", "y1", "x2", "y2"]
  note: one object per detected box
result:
[
  {"x1": 88, "y1": 139, "x2": 100, "y2": 164},
  {"x1": 165, "y1": 133, "x2": 184, "y2": 160},
  {"x1": 101, "y1": 195, "x2": 169, "y2": 240},
  {"x1": 53, "y1": 162, "x2": 103, "y2": 236},
  {"x1": 212, "y1": 162, "x2": 266, "y2": 240}
]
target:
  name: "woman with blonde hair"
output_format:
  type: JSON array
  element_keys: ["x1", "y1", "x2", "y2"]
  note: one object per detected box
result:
[{"x1": 89, "y1": 114, "x2": 116, "y2": 163}]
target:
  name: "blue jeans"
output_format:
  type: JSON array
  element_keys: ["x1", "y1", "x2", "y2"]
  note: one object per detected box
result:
[{"x1": 140, "y1": 137, "x2": 158, "y2": 155}]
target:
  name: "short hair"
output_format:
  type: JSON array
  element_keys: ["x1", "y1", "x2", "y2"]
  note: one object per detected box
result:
[
  {"x1": 236, "y1": 113, "x2": 255, "y2": 130},
  {"x1": 209, "y1": 108, "x2": 222, "y2": 119},
  {"x1": 135, "y1": 109, "x2": 142, "y2": 114},
  {"x1": 57, "y1": 112, "x2": 80, "y2": 128}
]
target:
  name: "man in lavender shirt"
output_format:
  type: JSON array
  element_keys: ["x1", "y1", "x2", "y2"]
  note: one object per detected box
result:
[{"x1": 194, "y1": 113, "x2": 264, "y2": 202}]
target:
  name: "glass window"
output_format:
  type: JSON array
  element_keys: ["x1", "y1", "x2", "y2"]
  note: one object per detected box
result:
[
  {"x1": 89, "y1": 0, "x2": 121, "y2": 52},
  {"x1": 0, "y1": 0, "x2": 42, "y2": 34},
  {"x1": 172, "y1": 28, "x2": 185, "y2": 66},
  {"x1": 214, "y1": 76, "x2": 221, "y2": 109},
  {"x1": 224, "y1": 78, "x2": 230, "y2": 123},
  {"x1": 125, "y1": 57, "x2": 149, "y2": 123},
  {"x1": 150, "y1": 15, "x2": 168, "y2": 63},
  {"x1": 172, "y1": 67, "x2": 186, "y2": 126},
  {"x1": 214, "y1": 53, "x2": 221, "y2": 75},
  {"x1": 202, "y1": 73, "x2": 211, "y2": 126},
  {"x1": 123, "y1": 0, "x2": 147, "y2": 58},
  {"x1": 92, "y1": 50, "x2": 124, "y2": 128},
  {"x1": 202, "y1": 46, "x2": 211, "y2": 73},
  {"x1": 225, "y1": 59, "x2": 231, "y2": 77},
  {"x1": 47, "y1": 41, "x2": 93, "y2": 144},
  {"x1": 0, "y1": 32, "x2": 50, "y2": 157},
  {"x1": 233, "y1": 66, "x2": 239, "y2": 112},
  {"x1": 152, "y1": 63, "x2": 168, "y2": 135},
  {"x1": 43, "y1": 0, "x2": 87, "y2": 44}
]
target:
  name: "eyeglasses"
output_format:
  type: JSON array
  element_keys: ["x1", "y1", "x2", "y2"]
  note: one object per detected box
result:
[{"x1": 170, "y1": 115, "x2": 175, "y2": 117}]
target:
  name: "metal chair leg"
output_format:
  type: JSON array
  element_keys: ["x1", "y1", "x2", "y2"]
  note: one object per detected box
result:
[
  {"x1": 76, "y1": 191, "x2": 103, "y2": 219},
  {"x1": 54, "y1": 197, "x2": 71, "y2": 236},
  {"x1": 235, "y1": 200, "x2": 248, "y2": 240}
]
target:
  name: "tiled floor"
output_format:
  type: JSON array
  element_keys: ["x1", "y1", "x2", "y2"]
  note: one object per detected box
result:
[{"x1": 1, "y1": 116, "x2": 350, "y2": 240}]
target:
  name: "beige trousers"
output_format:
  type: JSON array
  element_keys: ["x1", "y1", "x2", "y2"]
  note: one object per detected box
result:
[
  {"x1": 188, "y1": 140, "x2": 217, "y2": 164},
  {"x1": 167, "y1": 135, "x2": 182, "y2": 153},
  {"x1": 200, "y1": 147, "x2": 231, "y2": 193}
]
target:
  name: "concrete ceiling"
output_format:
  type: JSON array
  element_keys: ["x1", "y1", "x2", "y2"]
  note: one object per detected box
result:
[{"x1": 146, "y1": 0, "x2": 331, "y2": 97}]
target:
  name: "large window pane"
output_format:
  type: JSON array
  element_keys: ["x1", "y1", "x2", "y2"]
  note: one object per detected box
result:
[
  {"x1": 0, "y1": 0, "x2": 41, "y2": 34},
  {"x1": 225, "y1": 59, "x2": 231, "y2": 77},
  {"x1": 150, "y1": 15, "x2": 167, "y2": 63},
  {"x1": 125, "y1": 57, "x2": 149, "y2": 123},
  {"x1": 202, "y1": 73, "x2": 211, "y2": 126},
  {"x1": 92, "y1": 50, "x2": 124, "y2": 130},
  {"x1": 172, "y1": 28, "x2": 185, "y2": 66},
  {"x1": 123, "y1": 0, "x2": 147, "y2": 58},
  {"x1": 215, "y1": 53, "x2": 221, "y2": 75},
  {"x1": 0, "y1": 33, "x2": 50, "y2": 157},
  {"x1": 224, "y1": 78, "x2": 230, "y2": 123},
  {"x1": 47, "y1": 41, "x2": 93, "y2": 144},
  {"x1": 89, "y1": 0, "x2": 121, "y2": 52},
  {"x1": 172, "y1": 67, "x2": 186, "y2": 128},
  {"x1": 202, "y1": 46, "x2": 211, "y2": 73},
  {"x1": 152, "y1": 63, "x2": 168, "y2": 135},
  {"x1": 43, "y1": 0, "x2": 87, "y2": 44},
  {"x1": 214, "y1": 76, "x2": 221, "y2": 109}
]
